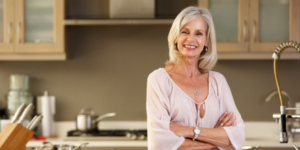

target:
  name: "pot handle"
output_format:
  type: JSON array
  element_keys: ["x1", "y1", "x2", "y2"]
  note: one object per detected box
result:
[
  {"x1": 73, "y1": 142, "x2": 89, "y2": 150},
  {"x1": 39, "y1": 141, "x2": 53, "y2": 150},
  {"x1": 93, "y1": 112, "x2": 116, "y2": 124}
]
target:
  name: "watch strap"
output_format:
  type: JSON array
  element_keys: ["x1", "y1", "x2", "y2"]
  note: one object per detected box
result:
[{"x1": 193, "y1": 127, "x2": 200, "y2": 141}]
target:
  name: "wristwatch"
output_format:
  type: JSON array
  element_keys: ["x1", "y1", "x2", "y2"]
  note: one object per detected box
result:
[{"x1": 193, "y1": 127, "x2": 200, "y2": 141}]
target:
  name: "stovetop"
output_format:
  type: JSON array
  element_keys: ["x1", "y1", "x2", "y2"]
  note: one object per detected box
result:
[{"x1": 64, "y1": 129, "x2": 147, "y2": 141}]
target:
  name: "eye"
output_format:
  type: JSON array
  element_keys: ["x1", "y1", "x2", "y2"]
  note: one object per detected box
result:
[
  {"x1": 181, "y1": 30, "x2": 188, "y2": 34},
  {"x1": 196, "y1": 32, "x2": 203, "y2": 36}
]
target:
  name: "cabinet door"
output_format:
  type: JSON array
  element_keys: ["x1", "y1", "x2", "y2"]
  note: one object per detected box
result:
[
  {"x1": 199, "y1": 0, "x2": 249, "y2": 52},
  {"x1": 0, "y1": 0, "x2": 14, "y2": 53},
  {"x1": 14, "y1": 0, "x2": 64, "y2": 53},
  {"x1": 250, "y1": 0, "x2": 300, "y2": 52}
]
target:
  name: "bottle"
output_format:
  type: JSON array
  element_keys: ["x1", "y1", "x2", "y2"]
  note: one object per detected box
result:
[{"x1": 6, "y1": 74, "x2": 34, "y2": 119}]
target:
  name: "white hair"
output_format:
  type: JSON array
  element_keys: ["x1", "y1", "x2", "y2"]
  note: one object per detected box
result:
[{"x1": 165, "y1": 6, "x2": 218, "y2": 73}]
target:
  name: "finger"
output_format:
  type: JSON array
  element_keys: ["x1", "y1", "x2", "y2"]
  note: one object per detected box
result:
[
  {"x1": 222, "y1": 112, "x2": 234, "y2": 124},
  {"x1": 215, "y1": 112, "x2": 228, "y2": 127},
  {"x1": 231, "y1": 122, "x2": 237, "y2": 127},
  {"x1": 224, "y1": 116, "x2": 236, "y2": 126}
]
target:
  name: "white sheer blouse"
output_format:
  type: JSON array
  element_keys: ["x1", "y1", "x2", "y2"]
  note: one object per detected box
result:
[{"x1": 146, "y1": 68, "x2": 245, "y2": 150}]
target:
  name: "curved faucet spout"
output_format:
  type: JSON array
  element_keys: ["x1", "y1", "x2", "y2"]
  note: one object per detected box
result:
[{"x1": 273, "y1": 41, "x2": 300, "y2": 107}]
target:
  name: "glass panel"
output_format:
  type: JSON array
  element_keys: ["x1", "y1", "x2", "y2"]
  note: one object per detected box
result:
[
  {"x1": 24, "y1": 0, "x2": 53, "y2": 43},
  {"x1": 0, "y1": 0, "x2": 3, "y2": 43},
  {"x1": 260, "y1": 0, "x2": 289, "y2": 42},
  {"x1": 209, "y1": 0, "x2": 238, "y2": 42}
]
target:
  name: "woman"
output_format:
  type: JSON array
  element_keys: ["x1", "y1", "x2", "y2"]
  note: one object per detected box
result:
[{"x1": 146, "y1": 6, "x2": 245, "y2": 150}]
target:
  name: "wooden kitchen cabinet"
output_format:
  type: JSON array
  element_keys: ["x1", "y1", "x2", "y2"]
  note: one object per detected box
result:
[
  {"x1": 199, "y1": 0, "x2": 300, "y2": 59},
  {"x1": 0, "y1": 0, "x2": 66, "y2": 60}
]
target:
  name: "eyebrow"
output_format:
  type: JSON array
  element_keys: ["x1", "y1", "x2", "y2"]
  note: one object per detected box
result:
[{"x1": 181, "y1": 28, "x2": 205, "y2": 32}]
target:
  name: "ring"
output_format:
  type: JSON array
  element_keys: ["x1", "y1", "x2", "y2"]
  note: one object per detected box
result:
[{"x1": 220, "y1": 123, "x2": 224, "y2": 127}]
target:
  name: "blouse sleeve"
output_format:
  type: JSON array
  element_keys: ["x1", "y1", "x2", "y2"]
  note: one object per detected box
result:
[
  {"x1": 146, "y1": 71, "x2": 185, "y2": 150},
  {"x1": 214, "y1": 72, "x2": 246, "y2": 150}
]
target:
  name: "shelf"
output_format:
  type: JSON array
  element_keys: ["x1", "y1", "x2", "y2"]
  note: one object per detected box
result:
[
  {"x1": 0, "y1": 53, "x2": 66, "y2": 61},
  {"x1": 64, "y1": 19, "x2": 174, "y2": 25},
  {"x1": 218, "y1": 52, "x2": 300, "y2": 60}
]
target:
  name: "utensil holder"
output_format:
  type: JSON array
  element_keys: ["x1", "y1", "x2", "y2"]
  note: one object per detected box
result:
[{"x1": 0, "y1": 123, "x2": 34, "y2": 150}]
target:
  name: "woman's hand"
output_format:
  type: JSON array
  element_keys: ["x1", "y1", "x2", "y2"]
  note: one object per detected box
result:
[
  {"x1": 170, "y1": 122, "x2": 192, "y2": 138},
  {"x1": 178, "y1": 139, "x2": 216, "y2": 150},
  {"x1": 214, "y1": 111, "x2": 236, "y2": 128}
]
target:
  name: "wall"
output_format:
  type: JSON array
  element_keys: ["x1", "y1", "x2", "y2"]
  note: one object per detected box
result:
[{"x1": 0, "y1": 25, "x2": 299, "y2": 121}]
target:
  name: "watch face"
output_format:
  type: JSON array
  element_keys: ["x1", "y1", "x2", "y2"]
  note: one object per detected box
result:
[{"x1": 194, "y1": 128, "x2": 200, "y2": 134}]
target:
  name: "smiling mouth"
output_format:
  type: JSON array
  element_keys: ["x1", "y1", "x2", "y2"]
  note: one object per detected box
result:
[{"x1": 184, "y1": 45, "x2": 197, "y2": 49}]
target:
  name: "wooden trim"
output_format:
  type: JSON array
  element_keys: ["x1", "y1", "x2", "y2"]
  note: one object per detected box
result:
[
  {"x1": 0, "y1": 53, "x2": 66, "y2": 61},
  {"x1": 64, "y1": 19, "x2": 174, "y2": 25},
  {"x1": 249, "y1": 0, "x2": 259, "y2": 46},
  {"x1": 218, "y1": 52, "x2": 300, "y2": 60},
  {"x1": 198, "y1": 0, "x2": 209, "y2": 8},
  {"x1": 15, "y1": 0, "x2": 65, "y2": 54},
  {"x1": 290, "y1": 0, "x2": 300, "y2": 42},
  {"x1": 14, "y1": 0, "x2": 24, "y2": 44},
  {"x1": 0, "y1": 0, "x2": 14, "y2": 52}
]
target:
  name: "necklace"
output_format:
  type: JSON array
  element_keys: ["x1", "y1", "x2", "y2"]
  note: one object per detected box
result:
[{"x1": 179, "y1": 69, "x2": 199, "y2": 95}]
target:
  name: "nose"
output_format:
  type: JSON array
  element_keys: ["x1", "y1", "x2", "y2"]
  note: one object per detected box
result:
[{"x1": 187, "y1": 34, "x2": 195, "y2": 42}]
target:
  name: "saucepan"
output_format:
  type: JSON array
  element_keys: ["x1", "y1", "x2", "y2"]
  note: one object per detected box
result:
[
  {"x1": 38, "y1": 142, "x2": 88, "y2": 150},
  {"x1": 76, "y1": 108, "x2": 116, "y2": 131}
]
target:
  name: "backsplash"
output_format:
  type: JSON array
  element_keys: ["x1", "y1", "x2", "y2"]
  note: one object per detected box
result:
[{"x1": 0, "y1": 25, "x2": 299, "y2": 121}]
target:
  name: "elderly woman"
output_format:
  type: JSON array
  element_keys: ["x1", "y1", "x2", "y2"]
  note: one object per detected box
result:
[{"x1": 146, "y1": 6, "x2": 245, "y2": 150}]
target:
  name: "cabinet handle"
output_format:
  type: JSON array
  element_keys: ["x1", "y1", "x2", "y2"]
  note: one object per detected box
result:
[
  {"x1": 8, "y1": 22, "x2": 12, "y2": 43},
  {"x1": 17, "y1": 22, "x2": 21, "y2": 43},
  {"x1": 243, "y1": 21, "x2": 247, "y2": 42},
  {"x1": 252, "y1": 21, "x2": 256, "y2": 43}
]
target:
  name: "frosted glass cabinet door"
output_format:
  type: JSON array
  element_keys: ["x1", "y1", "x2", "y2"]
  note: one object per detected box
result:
[
  {"x1": 15, "y1": 0, "x2": 64, "y2": 53},
  {"x1": 250, "y1": 0, "x2": 299, "y2": 52},
  {"x1": 0, "y1": 0, "x2": 14, "y2": 53},
  {"x1": 198, "y1": 0, "x2": 249, "y2": 52},
  {"x1": 209, "y1": 0, "x2": 238, "y2": 42},
  {"x1": 24, "y1": 0, "x2": 54, "y2": 43}
]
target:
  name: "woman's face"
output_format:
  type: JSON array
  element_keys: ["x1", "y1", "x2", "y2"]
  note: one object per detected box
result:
[{"x1": 176, "y1": 16, "x2": 208, "y2": 60}]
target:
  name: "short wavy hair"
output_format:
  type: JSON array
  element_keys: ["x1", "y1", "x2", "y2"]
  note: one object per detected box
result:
[{"x1": 165, "y1": 6, "x2": 217, "y2": 73}]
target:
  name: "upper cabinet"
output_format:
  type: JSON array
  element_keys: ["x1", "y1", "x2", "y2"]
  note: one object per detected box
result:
[
  {"x1": 199, "y1": 0, "x2": 300, "y2": 59},
  {"x1": 0, "y1": 0, "x2": 65, "y2": 61}
]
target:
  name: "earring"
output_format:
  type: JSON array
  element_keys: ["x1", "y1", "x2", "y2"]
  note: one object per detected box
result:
[{"x1": 205, "y1": 47, "x2": 208, "y2": 52}]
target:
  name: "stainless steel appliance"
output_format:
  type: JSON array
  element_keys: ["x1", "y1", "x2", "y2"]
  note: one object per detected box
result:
[{"x1": 6, "y1": 74, "x2": 34, "y2": 120}]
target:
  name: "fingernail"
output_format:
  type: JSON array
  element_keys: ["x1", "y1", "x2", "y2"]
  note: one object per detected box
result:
[
  {"x1": 225, "y1": 111, "x2": 228, "y2": 114},
  {"x1": 230, "y1": 112, "x2": 233, "y2": 115}
]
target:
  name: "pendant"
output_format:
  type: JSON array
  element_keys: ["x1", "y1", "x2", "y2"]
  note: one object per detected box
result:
[{"x1": 195, "y1": 89, "x2": 199, "y2": 95}]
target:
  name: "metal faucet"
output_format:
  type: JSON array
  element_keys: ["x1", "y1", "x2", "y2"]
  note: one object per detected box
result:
[{"x1": 272, "y1": 41, "x2": 300, "y2": 143}]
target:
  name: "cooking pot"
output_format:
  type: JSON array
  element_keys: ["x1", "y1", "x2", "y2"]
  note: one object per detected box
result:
[
  {"x1": 76, "y1": 108, "x2": 116, "y2": 131},
  {"x1": 38, "y1": 142, "x2": 88, "y2": 150}
]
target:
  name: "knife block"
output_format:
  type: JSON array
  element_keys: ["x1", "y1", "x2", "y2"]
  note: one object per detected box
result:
[{"x1": 0, "y1": 123, "x2": 34, "y2": 150}]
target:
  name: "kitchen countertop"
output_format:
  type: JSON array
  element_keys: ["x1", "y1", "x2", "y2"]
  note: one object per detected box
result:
[{"x1": 24, "y1": 121, "x2": 300, "y2": 149}]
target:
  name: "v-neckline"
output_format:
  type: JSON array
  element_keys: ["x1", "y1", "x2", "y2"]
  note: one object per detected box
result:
[{"x1": 161, "y1": 68, "x2": 211, "y2": 104}]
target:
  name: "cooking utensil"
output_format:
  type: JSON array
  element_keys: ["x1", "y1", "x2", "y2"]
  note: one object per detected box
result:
[
  {"x1": 27, "y1": 115, "x2": 38, "y2": 128},
  {"x1": 73, "y1": 142, "x2": 88, "y2": 150},
  {"x1": 39, "y1": 142, "x2": 88, "y2": 150},
  {"x1": 28, "y1": 115, "x2": 43, "y2": 130},
  {"x1": 11, "y1": 103, "x2": 26, "y2": 123},
  {"x1": 294, "y1": 144, "x2": 299, "y2": 150},
  {"x1": 92, "y1": 112, "x2": 116, "y2": 124},
  {"x1": 17, "y1": 103, "x2": 34, "y2": 124},
  {"x1": 76, "y1": 108, "x2": 116, "y2": 131}
]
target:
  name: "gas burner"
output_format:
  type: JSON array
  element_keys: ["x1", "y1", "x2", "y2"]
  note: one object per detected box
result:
[{"x1": 65, "y1": 130, "x2": 147, "y2": 141}]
